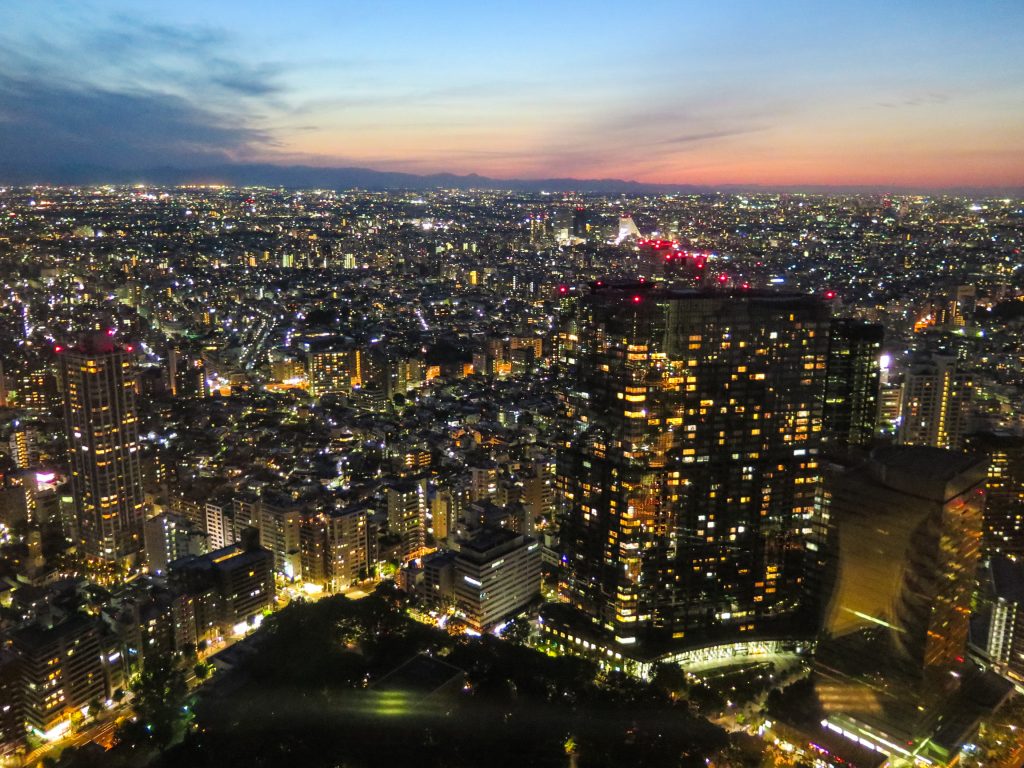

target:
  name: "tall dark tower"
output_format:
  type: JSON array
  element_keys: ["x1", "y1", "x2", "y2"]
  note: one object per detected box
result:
[
  {"x1": 964, "y1": 431, "x2": 1024, "y2": 555},
  {"x1": 60, "y1": 333, "x2": 145, "y2": 575},
  {"x1": 571, "y1": 206, "x2": 587, "y2": 238},
  {"x1": 556, "y1": 283, "x2": 831, "y2": 649},
  {"x1": 822, "y1": 319, "x2": 883, "y2": 451}
]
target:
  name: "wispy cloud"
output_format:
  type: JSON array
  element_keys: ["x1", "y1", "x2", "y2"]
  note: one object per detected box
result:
[{"x1": 0, "y1": 14, "x2": 284, "y2": 172}]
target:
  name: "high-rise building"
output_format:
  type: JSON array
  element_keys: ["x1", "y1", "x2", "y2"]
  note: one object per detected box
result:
[
  {"x1": 300, "y1": 504, "x2": 375, "y2": 591},
  {"x1": 454, "y1": 527, "x2": 541, "y2": 631},
  {"x1": 59, "y1": 334, "x2": 145, "y2": 572},
  {"x1": 811, "y1": 446, "x2": 985, "y2": 699},
  {"x1": 305, "y1": 345, "x2": 360, "y2": 397},
  {"x1": 169, "y1": 544, "x2": 275, "y2": 636},
  {"x1": 167, "y1": 341, "x2": 208, "y2": 398},
  {"x1": 143, "y1": 512, "x2": 207, "y2": 575},
  {"x1": 0, "y1": 649, "x2": 22, "y2": 757},
  {"x1": 12, "y1": 614, "x2": 112, "y2": 740},
  {"x1": 964, "y1": 431, "x2": 1024, "y2": 554},
  {"x1": 387, "y1": 479, "x2": 427, "y2": 559},
  {"x1": 258, "y1": 495, "x2": 303, "y2": 579},
  {"x1": 976, "y1": 554, "x2": 1024, "y2": 687},
  {"x1": 557, "y1": 284, "x2": 831, "y2": 649},
  {"x1": 571, "y1": 206, "x2": 587, "y2": 239},
  {"x1": 897, "y1": 353, "x2": 973, "y2": 450},
  {"x1": 822, "y1": 319, "x2": 883, "y2": 451}
]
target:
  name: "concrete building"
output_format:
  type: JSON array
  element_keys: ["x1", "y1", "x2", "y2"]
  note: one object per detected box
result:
[
  {"x1": 12, "y1": 614, "x2": 113, "y2": 740},
  {"x1": 169, "y1": 544, "x2": 275, "y2": 637},
  {"x1": 898, "y1": 353, "x2": 973, "y2": 451},
  {"x1": 387, "y1": 479, "x2": 426, "y2": 559},
  {"x1": 143, "y1": 512, "x2": 206, "y2": 575},
  {"x1": 454, "y1": 527, "x2": 540, "y2": 631},
  {"x1": 258, "y1": 496, "x2": 303, "y2": 579}
]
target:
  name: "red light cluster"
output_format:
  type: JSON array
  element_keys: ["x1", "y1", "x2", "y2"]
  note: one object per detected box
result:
[{"x1": 637, "y1": 238, "x2": 678, "y2": 250}]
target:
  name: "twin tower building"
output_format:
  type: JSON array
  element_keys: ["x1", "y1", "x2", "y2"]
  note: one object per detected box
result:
[{"x1": 553, "y1": 282, "x2": 982, "y2": 698}]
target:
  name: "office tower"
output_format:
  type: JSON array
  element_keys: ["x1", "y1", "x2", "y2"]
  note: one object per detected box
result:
[
  {"x1": 977, "y1": 555, "x2": 1024, "y2": 687},
  {"x1": 387, "y1": 478, "x2": 427, "y2": 559},
  {"x1": 454, "y1": 528, "x2": 541, "y2": 631},
  {"x1": 59, "y1": 334, "x2": 145, "y2": 572},
  {"x1": 822, "y1": 319, "x2": 883, "y2": 451},
  {"x1": 635, "y1": 240, "x2": 707, "y2": 285},
  {"x1": 571, "y1": 205, "x2": 587, "y2": 238},
  {"x1": 897, "y1": 353, "x2": 973, "y2": 450},
  {"x1": 557, "y1": 283, "x2": 831, "y2": 648},
  {"x1": 143, "y1": 512, "x2": 207, "y2": 575},
  {"x1": 964, "y1": 431, "x2": 1024, "y2": 554},
  {"x1": 812, "y1": 447, "x2": 985, "y2": 698},
  {"x1": 12, "y1": 614, "x2": 110, "y2": 740}
]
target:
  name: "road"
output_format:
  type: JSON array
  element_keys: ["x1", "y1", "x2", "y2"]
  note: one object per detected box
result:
[{"x1": 18, "y1": 708, "x2": 128, "y2": 768}]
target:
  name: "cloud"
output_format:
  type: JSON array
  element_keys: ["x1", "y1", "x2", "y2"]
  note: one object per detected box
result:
[
  {"x1": 0, "y1": 75, "x2": 274, "y2": 171},
  {"x1": 0, "y1": 14, "x2": 283, "y2": 174},
  {"x1": 659, "y1": 127, "x2": 765, "y2": 146}
]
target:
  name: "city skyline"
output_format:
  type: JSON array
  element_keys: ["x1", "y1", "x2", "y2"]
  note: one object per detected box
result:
[{"x1": 1, "y1": 1, "x2": 1022, "y2": 189}]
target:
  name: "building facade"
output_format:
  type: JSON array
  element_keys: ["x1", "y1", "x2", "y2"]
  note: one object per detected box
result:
[
  {"x1": 59, "y1": 334, "x2": 146, "y2": 572},
  {"x1": 557, "y1": 284, "x2": 831, "y2": 649}
]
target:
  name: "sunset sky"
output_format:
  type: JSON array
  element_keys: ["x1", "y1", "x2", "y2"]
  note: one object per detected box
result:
[{"x1": 1, "y1": 0, "x2": 1021, "y2": 187}]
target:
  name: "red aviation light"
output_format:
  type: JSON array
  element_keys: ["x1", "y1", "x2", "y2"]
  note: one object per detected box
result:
[
  {"x1": 824, "y1": 290, "x2": 836, "y2": 299},
  {"x1": 558, "y1": 285, "x2": 568, "y2": 294},
  {"x1": 632, "y1": 295, "x2": 642, "y2": 304},
  {"x1": 54, "y1": 345, "x2": 63, "y2": 353}
]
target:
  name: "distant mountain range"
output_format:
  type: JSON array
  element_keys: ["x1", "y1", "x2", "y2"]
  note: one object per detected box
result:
[{"x1": 0, "y1": 161, "x2": 1020, "y2": 196}]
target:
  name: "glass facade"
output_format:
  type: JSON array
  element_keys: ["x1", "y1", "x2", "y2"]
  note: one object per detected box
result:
[{"x1": 557, "y1": 284, "x2": 831, "y2": 648}]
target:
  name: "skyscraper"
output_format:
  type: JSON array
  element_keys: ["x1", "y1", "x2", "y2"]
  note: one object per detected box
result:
[
  {"x1": 557, "y1": 283, "x2": 831, "y2": 649},
  {"x1": 811, "y1": 446, "x2": 985, "y2": 699},
  {"x1": 964, "y1": 431, "x2": 1024, "y2": 554},
  {"x1": 897, "y1": 352, "x2": 973, "y2": 450},
  {"x1": 60, "y1": 334, "x2": 145, "y2": 573},
  {"x1": 821, "y1": 319, "x2": 883, "y2": 451}
]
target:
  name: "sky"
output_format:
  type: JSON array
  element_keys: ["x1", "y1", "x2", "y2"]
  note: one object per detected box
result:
[{"x1": 0, "y1": 0, "x2": 1022, "y2": 188}]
